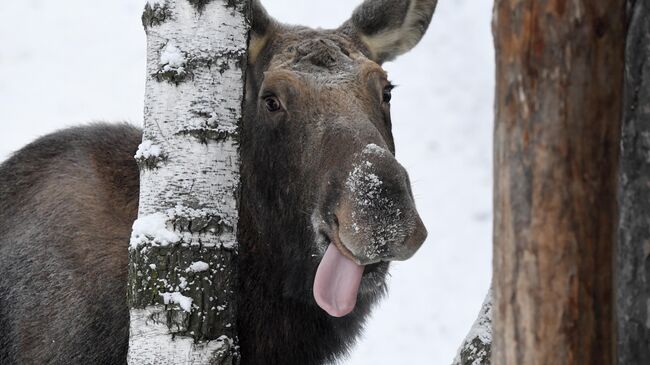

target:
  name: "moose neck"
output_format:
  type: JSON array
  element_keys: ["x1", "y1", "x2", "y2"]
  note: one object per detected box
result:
[{"x1": 235, "y1": 70, "x2": 376, "y2": 364}]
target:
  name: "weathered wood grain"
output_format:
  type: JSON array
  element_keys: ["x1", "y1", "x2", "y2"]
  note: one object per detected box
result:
[{"x1": 492, "y1": 1, "x2": 624, "y2": 364}]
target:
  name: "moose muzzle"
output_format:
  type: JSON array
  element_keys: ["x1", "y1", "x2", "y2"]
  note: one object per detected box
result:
[{"x1": 314, "y1": 143, "x2": 427, "y2": 317}]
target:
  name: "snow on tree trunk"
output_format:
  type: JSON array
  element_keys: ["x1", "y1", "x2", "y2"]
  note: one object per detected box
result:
[
  {"x1": 127, "y1": 1, "x2": 249, "y2": 364},
  {"x1": 491, "y1": 1, "x2": 624, "y2": 364},
  {"x1": 451, "y1": 290, "x2": 492, "y2": 365},
  {"x1": 618, "y1": 1, "x2": 650, "y2": 363}
]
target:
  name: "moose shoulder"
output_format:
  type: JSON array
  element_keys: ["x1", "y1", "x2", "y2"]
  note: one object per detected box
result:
[{"x1": 0, "y1": 0, "x2": 437, "y2": 364}]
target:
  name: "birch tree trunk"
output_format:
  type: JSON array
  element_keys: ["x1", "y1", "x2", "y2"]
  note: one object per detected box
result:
[
  {"x1": 127, "y1": 0, "x2": 249, "y2": 363},
  {"x1": 618, "y1": 1, "x2": 650, "y2": 363},
  {"x1": 451, "y1": 290, "x2": 492, "y2": 365},
  {"x1": 491, "y1": 1, "x2": 624, "y2": 364}
]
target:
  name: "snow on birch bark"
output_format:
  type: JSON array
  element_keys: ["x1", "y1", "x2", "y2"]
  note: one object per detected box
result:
[
  {"x1": 452, "y1": 290, "x2": 492, "y2": 365},
  {"x1": 127, "y1": 0, "x2": 248, "y2": 364}
]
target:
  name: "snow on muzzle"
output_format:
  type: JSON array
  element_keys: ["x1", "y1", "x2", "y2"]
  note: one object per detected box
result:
[{"x1": 314, "y1": 144, "x2": 427, "y2": 317}]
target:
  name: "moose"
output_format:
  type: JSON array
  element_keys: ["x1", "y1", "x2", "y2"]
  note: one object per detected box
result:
[{"x1": 0, "y1": 0, "x2": 437, "y2": 364}]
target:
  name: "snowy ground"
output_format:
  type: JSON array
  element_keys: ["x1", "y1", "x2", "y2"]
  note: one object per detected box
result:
[{"x1": 0, "y1": 0, "x2": 494, "y2": 364}]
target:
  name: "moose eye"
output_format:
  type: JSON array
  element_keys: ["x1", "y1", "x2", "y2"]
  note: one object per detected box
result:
[
  {"x1": 264, "y1": 96, "x2": 282, "y2": 112},
  {"x1": 382, "y1": 86, "x2": 393, "y2": 104}
]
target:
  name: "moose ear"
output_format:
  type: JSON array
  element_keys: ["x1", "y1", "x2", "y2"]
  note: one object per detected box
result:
[
  {"x1": 247, "y1": 0, "x2": 275, "y2": 63},
  {"x1": 249, "y1": 0, "x2": 272, "y2": 36},
  {"x1": 341, "y1": 0, "x2": 438, "y2": 64}
]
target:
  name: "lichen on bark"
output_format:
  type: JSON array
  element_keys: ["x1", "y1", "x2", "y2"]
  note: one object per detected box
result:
[
  {"x1": 136, "y1": 154, "x2": 167, "y2": 170},
  {"x1": 452, "y1": 291, "x2": 492, "y2": 365},
  {"x1": 175, "y1": 127, "x2": 238, "y2": 144},
  {"x1": 142, "y1": 1, "x2": 173, "y2": 29},
  {"x1": 187, "y1": 0, "x2": 216, "y2": 12},
  {"x1": 128, "y1": 0, "x2": 248, "y2": 363},
  {"x1": 154, "y1": 50, "x2": 246, "y2": 85},
  {"x1": 127, "y1": 241, "x2": 238, "y2": 340}
]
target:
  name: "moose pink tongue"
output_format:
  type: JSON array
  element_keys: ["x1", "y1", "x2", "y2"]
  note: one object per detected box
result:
[{"x1": 313, "y1": 243, "x2": 364, "y2": 317}]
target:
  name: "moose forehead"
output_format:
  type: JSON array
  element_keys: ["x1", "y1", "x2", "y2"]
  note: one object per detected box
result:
[{"x1": 258, "y1": 28, "x2": 387, "y2": 86}]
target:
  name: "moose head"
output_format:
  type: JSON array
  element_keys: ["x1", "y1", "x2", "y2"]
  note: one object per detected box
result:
[{"x1": 240, "y1": 0, "x2": 436, "y2": 319}]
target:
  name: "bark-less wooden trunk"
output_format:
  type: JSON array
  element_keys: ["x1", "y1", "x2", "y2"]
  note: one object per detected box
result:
[
  {"x1": 491, "y1": 1, "x2": 624, "y2": 364},
  {"x1": 618, "y1": 1, "x2": 650, "y2": 363},
  {"x1": 127, "y1": 1, "x2": 248, "y2": 363}
]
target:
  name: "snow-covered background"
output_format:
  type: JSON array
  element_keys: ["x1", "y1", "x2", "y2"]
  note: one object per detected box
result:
[{"x1": 0, "y1": 0, "x2": 494, "y2": 363}]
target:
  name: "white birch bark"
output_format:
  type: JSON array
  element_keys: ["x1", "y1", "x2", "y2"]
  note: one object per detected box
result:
[
  {"x1": 451, "y1": 290, "x2": 492, "y2": 365},
  {"x1": 127, "y1": 0, "x2": 248, "y2": 363}
]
